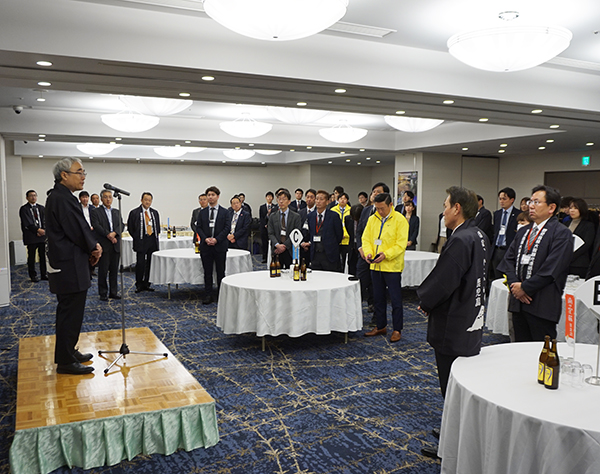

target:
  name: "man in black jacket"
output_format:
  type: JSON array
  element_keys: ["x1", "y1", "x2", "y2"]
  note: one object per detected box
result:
[
  {"x1": 91, "y1": 189, "x2": 124, "y2": 301},
  {"x1": 127, "y1": 192, "x2": 161, "y2": 293},
  {"x1": 259, "y1": 192, "x2": 277, "y2": 263},
  {"x1": 46, "y1": 158, "x2": 102, "y2": 375},
  {"x1": 491, "y1": 187, "x2": 520, "y2": 280},
  {"x1": 19, "y1": 189, "x2": 47, "y2": 282},
  {"x1": 475, "y1": 194, "x2": 493, "y2": 243}
]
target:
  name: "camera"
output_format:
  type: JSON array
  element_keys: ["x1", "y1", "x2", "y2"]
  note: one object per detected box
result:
[{"x1": 13, "y1": 106, "x2": 23, "y2": 114}]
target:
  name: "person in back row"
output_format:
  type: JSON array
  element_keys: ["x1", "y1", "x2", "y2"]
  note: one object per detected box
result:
[
  {"x1": 19, "y1": 189, "x2": 47, "y2": 282},
  {"x1": 227, "y1": 194, "x2": 252, "y2": 250},
  {"x1": 305, "y1": 190, "x2": 342, "y2": 272},
  {"x1": 268, "y1": 188, "x2": 301, "y2": 269}
]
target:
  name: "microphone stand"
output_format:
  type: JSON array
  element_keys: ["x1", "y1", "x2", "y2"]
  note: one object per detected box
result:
[{"x1": 98, "y1": 190, "x2": 167, "y2": 374}]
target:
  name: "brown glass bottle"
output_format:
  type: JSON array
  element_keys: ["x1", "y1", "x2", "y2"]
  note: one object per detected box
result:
[
  {"x1": 167, "y1": 226, "x2": 172, "y2": 239},
  {"x1": 544, "y1": 339, "x2": 559, "y2": 390},
  {"x1": 172, "y1": 225, "x2": 177, "y2": 238},
  {"x1": 538, "y1": 335, "x2": 550, "y2": 385},
  {"x1": 300, "y1": 259, "x2": 307, "y2": 281},
  {"x1": 275, "y1": 254, "x2": 281, "y2": 277},
  {"x1": 270, "y1": 256, "x2": 277, "y2": 277},
  {"x1": 293, "y1": 260, "x2": 300, "y2": 281},
  {"x1": 194, "y1": 241, "x2": 200, "y2": 254}
]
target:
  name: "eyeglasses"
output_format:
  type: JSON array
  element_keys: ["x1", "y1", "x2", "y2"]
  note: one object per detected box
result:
[
  {"x1": 526, "y1": 200, "x2": 546, "y2": 206},
  {"x1": 66, "y1": 170, "x2": 87, "y2": 177}
]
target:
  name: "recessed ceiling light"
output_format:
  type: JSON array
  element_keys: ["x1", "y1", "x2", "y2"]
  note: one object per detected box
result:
[
  {"x1": 586, "y1": 142, "x2": 594, "y2": 146},
  {"x1": 479, "y1": 118, "x2": 489, "y2": 122},
  {"x1": 179, "y1": 92, "x2": 191, "y2": 97},
  {"x1": 531, "y1": 109, "x2": 543, "y2": 114},
  {"x1": 306, "y1": 146, "x2": 312, "y2": 149},
  {"x1": 359, "y1": 148, "x2": 365, "y2": 152},
  {"x1": 498, "y1": 150, "x2": 505, "y2": 153},
  {"x1": 235, "y1": 146, "x2": 241, "y2": 150},
  {"x1": 110, "y1": 141, "x2": 116, "y2": 145},
  {"x1": 549, "y1": 124, "x2": 560, "y2": 129},
  {"x1": 443, "y1": 100, "x2": 455, "y2": 104},
  {"x1": 538, "y1": 146, "x2": 546, "y2": 150},
  {"x1": 340, "y1": 151, "x2": 345, "y2": 154},
  {"x1": 36, "y1": 61, "x2": 52, "y2": 67},
  {"x1": 39, "y1": 134, "x2": 46, "y2": 137},
  {"x1": 115, "y1": 137, "x2": 122, "y2": 141},
  {"x1": 37, "y1": 97, "x2": 46, "y2": 102},
  {"x1": 546, "y1": 139, "x2": 554, "y2": 143},
  {"x1": 38, "y1": 155, "x2": 43, "y2": 158},
  {"x1": 357, "y1": 162, "x2": 361, "y2": 165},
  {"x1": 185, "y1": 140, "x2": 191, "y2": 144},
  {"x1": 180, "y1": 159, "x2": 185, "y2": 162},
  {"x1": 222, "y1": 160, "x2": 226, "y2": 163},
  {"x1": 89, "y1": 157, "x2": 94, "y2": 160},
  {"x1": 297, "y1": 102, "x2": 307, "y2": 107},
  {"x1": 395, "y1": 110, "x2": 405, "y2": 115},
  {"x1": 335, "y1": 88, "x2": 346, "y2": 94},
  {"x1": 202, "y1": 76, "x2": 215, "y2": 81},
  {"x1": 290, "y1": 149, "x2": 295, "y2": 152},
  {"x1": 345, "y1": 159, "x2": 351, "y2": 162},
  {"x1": 500, "y1": 143, "x2": 508, "y2": 147},
  {"x1": 249, "y1": 143, "x2": 254, "y2": 147},
  {"x1": 366, "y1": 157, "x2": 371, "y2": 160},
  {"x1": 328, "y1": 161, "x2": 332, "y2": 164},
  {"x1": 462, "y1": 147, "x2": 469, "y2": 151},
  {"x1": 38, "y1": 138, "x2": 45, "y2": 142},
  {"x1": 376, "y1": 160, "x2": 381, "y2": 163},
  {"x1": 136, "y1": 157, "x2": 141, "y2": 161},
  {"x1": 37, "y1": 81, "x2": 51, "y2": 87},
  {"x1": 261, "y1": 162, "x2": 265, "y2": 165}
]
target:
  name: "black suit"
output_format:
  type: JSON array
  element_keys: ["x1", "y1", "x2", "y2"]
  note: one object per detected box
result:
[
  {"x1": 46, "y1": 182, "x2": 98, "y2": 365},
  {"x1": 307, "y1": 210, "x2": 343, "y2": 271},
  {"x1": 19, "y1": 202, "x2": 47, "y2": 279},
  {"x1": 491, "y1": 206, "x2": 520, "y2": 280},
  {"x1": 345, "y1": 215, "x2": 359, "y2": 276},
  {"x1": 475, "y1": 206, "x2": 494, "y2": 243},
  {"x1": 259, "y1": 203, "x2": 277, "y2": 261},
  {"x1": 299, "y1": 207, "x2": 315, "y2": 266},
  {"x1": 190, "y1": 206, "x2": 203, "y2": 243},
  {"x1": 289, "y1": 199, "x2": 307, "y2": 212},
  {"x1": 228, "y1": 209, "x2": 252, "y2": 250},
  {"x1": 197, "y1": 205, "x2": 231, "y2": 294},
  {"x1": 357, "y1": 205, "x2": 376, "y2": 303},
  {"x1": 569, "y1": 220, "x2": 595, "y2": 278},
  {"x1": 127, "y1": 205, "x2": 161, "y2": 290},
  {"x1": 91, "y1": 205, "x2": 124, "y2": 298},
  {"x1": 406, "y1": 214, "x2": 420, "y2": 250},
  {"x1": 267, "y1": 208, "x2": 302, "y2": 268}
]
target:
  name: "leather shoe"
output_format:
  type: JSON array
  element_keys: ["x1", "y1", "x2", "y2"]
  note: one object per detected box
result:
[
  {"x1": 30, "y1": 277, "x2": 40, "y2": 283},
  {"x1": 74, "y1": 350, "x2": 93, "y2": 362},
  {"x1": 202, "y1": 295, "x2": 214, "y2": 305},
  {"x1": 432, "y1": 428, "x2": 440, "y2": 439},
  {"x1": 364, "y1": 327, "x2": 387, "y2": 337},
  {"x1": 57, "y1": 362, "x2": 94, "y2": 375},
  {"x1": 109, "y1": 294, "x2": 121, "y2": 299},
  {"x1": 390, "y1": 330, "x2": 402, "y2": 343},
  {"x1": 100, "y1": 295, "x2": 108, "y2": 301},
  {"x1": 135, "y1": 287, "x2": 143, "y2": 293},
  {"x1": 145, "y1": 286, "x2": 155, "y2": 292},
  {"x1": 367, "y1": 304, "x2": 375, "y2": 313},
  {"x1": 40, "y1": 275, "x2": 49, "y2": 281},
  {"x1": 421, "y1": 445, "x2": 441, "y2": 460}
]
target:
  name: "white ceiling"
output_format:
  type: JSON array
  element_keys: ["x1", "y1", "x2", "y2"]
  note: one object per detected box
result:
[{"x1": 0, "y1": 0, "x2": 598, "y2": 166}]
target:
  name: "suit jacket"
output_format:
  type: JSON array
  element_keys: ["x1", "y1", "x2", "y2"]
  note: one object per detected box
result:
[
  {"x1": 356, "y1": 204, "x2": 376, "y2": 249},
  {"x1": 197, "y1": 205, "x2": 231, "y2": 252},
  {"x1": 19, "y1": 203, "x2": 46, "y2": 245},
  {"x1": 228, "y1": 208, "x2": 252, "y2": 249},
  {"x1": 498, "y1": 217, "x2": 573, "y2": 322},
  {"x1": 259, "y1": 203, "x2": 278, "y2": 229},
  {"x1": 91, "y1": 205, "x2": 124, "y2": 253},
  {"x1": 407, "y1": 214, "x2": 420, "y2": 248},
  {"x1": 289, "y1": 199, "x2": 307, "y2": 212},
  {"x1": 267, "y1": 208, "x2": 302, "y2": 258},
  {"x1": 570, "y1": 219, "x2": 595, "y2": 271},
  {"x1": 45, "y1": 182, "x2": 98, "y2": 294},
  {"x1": 493, "y1": 206, "x2": 520, "y2": 248},
  {"x1": 127, "y1": 205, "x2": 160, "y2": 252},
  {"x1": 587, "y1": 225, "x2": 600, "y2": 279},
  {"x1": 190, "y1": 206, "x2": 202, "y2": 241},
  {"x1": 242, "y1": 202, "x2": 252, "y2": 217},
  {"x1": 395, "y1": 203, "x2": 405, "y2": 215},
  {"x1": 345, "y1": 215, "x2": 357, "y2": 249},
  {"x1": 475, "y1": 206, "x2": 494, "y2": 243},
  {"x1": 300, "y1": 207, "x2": 316, "y2": 243},
  {"x1": 307, "y1": 210, "x2": 343, "y2": 263}
]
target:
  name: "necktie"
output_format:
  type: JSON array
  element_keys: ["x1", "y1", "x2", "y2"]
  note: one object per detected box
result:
[
  {"x1": 231, "y1": 213, "x2": 239, "y2": 232},
  {"x1": 317, "y1": 214, "x2": 323, "y2": 233},
  {"x1": 497, "y1": 210, "x2": 508, "y2": 246},
  {"x1": 145, "y1": 211, "x2": 152, "y2": 236},
  {"x1": 529, "y1": 225, "x2": 538, "y2": 247},
  {"x1": 32, "y1": 206, "x2": 40, "y2": 226},
  {"x1": 210, "y1": 207, "x2": 216, "y2": 237},
  {"x1": 280, "y1": 212, "x2": 286, "y2": 242}
]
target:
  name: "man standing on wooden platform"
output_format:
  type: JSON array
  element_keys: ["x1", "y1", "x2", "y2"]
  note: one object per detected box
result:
[{"x1": 46, "y1": 158, "x2": 102, "y2": 375}]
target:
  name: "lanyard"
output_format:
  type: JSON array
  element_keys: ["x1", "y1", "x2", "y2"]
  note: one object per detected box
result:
[
  {"x1": 377, "y1": 214, "x2": 388, "y2": 239},
  {"x1": 526, "y1": 225, "x2": 543, "y2": 252},
  {"x1": 316, "y1": 213, "x2": 323, "y2": 233}
]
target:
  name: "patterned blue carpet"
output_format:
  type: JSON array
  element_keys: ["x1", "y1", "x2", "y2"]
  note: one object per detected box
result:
[{"x1": 0, "y1": 257, "x2": 509, "y2": 474}]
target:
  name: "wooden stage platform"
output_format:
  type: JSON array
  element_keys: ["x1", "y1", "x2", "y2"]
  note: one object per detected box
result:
[{"x1": 10, "y1": 327, "x2": 219, "y2": 474}]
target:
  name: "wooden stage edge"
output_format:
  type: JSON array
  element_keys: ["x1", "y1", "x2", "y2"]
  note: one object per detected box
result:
[{"x1": 11, "y1": 327, "x2": 219, "y2": 474}]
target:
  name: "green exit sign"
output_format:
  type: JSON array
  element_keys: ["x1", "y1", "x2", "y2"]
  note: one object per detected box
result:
[{"x1": 582, "y1": 156, "x2": 590, "y2": 166}]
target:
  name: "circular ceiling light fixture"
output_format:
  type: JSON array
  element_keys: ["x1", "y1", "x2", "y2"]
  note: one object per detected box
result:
[
  {"x1": 318, "y1": 120, "x2": 368, "y2": 144},
  {"x1": 384, "y1": 116, "x2": 444, "y2": 133},
  {"x1": 447, "y1": 18, "x2": 572, "y2": 72},
  {"x1": 255, "y1": 149, "x2": 282, "y2": 155},
  {"x1": 223, "y1": 149, "x2": 255, "y2": 160},
  {"x1": 203, "y1": 0, "x2": 348, "y2": 41},
  {"x1": 76, "y1": 143, "x2": 122, "y2": 156},
  {"x1": 101, "y1": 110, "x2": 160, "y2": 133},
  {"x1": 154, "y1": 146, "x2": 188, "y2": 158},
  {"x1": 220, "y1": 113, "x2": 273, "y2": 138},
  {"x1": 266, "y1": 106, "x2": 330, "y2": 124},
  {"x1": 119, "y1": 96, "x2": 193, "y2": 116}
]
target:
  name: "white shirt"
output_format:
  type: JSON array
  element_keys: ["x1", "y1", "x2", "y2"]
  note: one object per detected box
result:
[{"x1": 81, "y1": 203, "x2": 91, "y2": 227}]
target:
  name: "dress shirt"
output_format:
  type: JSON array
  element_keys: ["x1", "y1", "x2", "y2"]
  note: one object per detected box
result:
[
  {"x1": 230, "y1": 209, "x2": 241, "y2": 233},
  {"x1": 496, "y1": 205, "x2": 514, "y2": 247},
  {"x1": 81, "y1": 203, "x2": 91, "y2": 227},
  {"x1": 439, "y1": 215, "x2": 446, "y2": 237},
  {"x1": 103, "y1": 205, "x2": 114, "y2": 232}
]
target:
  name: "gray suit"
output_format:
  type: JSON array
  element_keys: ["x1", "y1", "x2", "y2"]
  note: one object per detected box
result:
[{"x1": 268, "y1": 209, "x2": 301, "y2": 266}]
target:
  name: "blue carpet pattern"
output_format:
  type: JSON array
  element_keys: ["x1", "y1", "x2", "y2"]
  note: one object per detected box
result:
[{"x1": 0, "y1": 257, "x2": 509, "y2": 474}]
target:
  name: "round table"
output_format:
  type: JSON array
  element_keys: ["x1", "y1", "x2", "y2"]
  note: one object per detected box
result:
[
  {"x1": 485, "y1": 278, "x2": 598, "y2": 343},
  {"x1": 216, "y1": 270, "x2": 362, "y2": 349},
  {"x1": 121, "y1": 235, "x2": 193, "y2": 268},
  {"x1": 439, "y1": 342, "x2": 600, "y2": 474},
  {"x1": 402, "y1": 250, "x2": 439, "y2": 287},
  {"x1": 149, "y1": 248, "x2": 252, "y2": 298}
]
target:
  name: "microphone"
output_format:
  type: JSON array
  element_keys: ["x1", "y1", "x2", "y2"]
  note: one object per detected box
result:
[{"x1": 103, "y1": 183, "x2": 130, "y2": 196}]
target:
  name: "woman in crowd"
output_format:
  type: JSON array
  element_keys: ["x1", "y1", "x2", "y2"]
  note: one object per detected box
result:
[
  {"x1": 404, "y1": 200, "x2": 420, "y2": 250},
  {"x1": 568, "y1": 198, "x2": 595, "y2": 278},
  {"x1": 520, "y1": 197, "x2": 529, "y2": 212}
]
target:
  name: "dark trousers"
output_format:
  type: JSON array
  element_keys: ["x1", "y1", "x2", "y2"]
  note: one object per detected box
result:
[
  {"x1": 98, "y1": 245, "x2": 119, "y2": 297},
  {"x1": 311, "y1": 250, "x2": 341, "y2": 272},
  {"x1": 55, "y1": 290, "x2": 87, "y2": 365},
  {"x1": 512, "y1": 310, "x2": 557, "y2": 342},
  {"x1": 261, "y1": 227, "x2": 269, "y2": 261},
  {"x1": 371, "y1": 270, "x2": 404, "y2": 331},
  {"x1": 339, "y1": 245, "x2": 349, "y2": 272},
  {"x1": 434, "y1": 350, "x2": 458, "y2": 399},
  {"x1": 491, "y1": 246, "x2": 507, "y2": 281},
  {"x1": 135, "y1": 248, "x2": 155, "y2": 289},
  {"x1": 348, "y1": 246, "x2": 359, "y2": 276},
  {"x1": 27, "y1": 242, "x2": 46, "y2": 279},
  {"x1": 200, "y1": 248, "x2": 226, "y2": 294},
  {"x1": 357, "y1": 258, "x2": 373, "y2": 304}
]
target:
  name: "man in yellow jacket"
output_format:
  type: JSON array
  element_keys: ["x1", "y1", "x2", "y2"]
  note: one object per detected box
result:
[{"x1": 362, "y1": 192, "x2": 409, "y2": 342}]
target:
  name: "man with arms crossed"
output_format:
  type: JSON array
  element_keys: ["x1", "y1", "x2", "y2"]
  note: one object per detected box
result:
[{"x1": 46, "y1": 158, "x2": 102, "y2": 374}]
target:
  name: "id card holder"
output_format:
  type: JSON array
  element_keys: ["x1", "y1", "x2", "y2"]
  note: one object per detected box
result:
[
  {"x1": 313, "y1": 236, "x2": 321, "y2": 242},
  {"x1": 374, "y1": 239, "x2": 383, "y2": 246},
  {"x1": 280, "y1": 229, "x2": 287, "y2": 236},
  {"x1": 499, "y1": 227, "x2": 506, "y2": 236},
  {"x1": 520, "y1": 254, "x2": 531, "y2": 265}
]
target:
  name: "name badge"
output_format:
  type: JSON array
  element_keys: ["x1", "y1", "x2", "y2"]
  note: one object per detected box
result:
[
  {"x1": 499, "y1": 227, "x2": 506, "y2": 235},
  {"x1": 313, "y1": 236, "x2": 321, "y2": 242},
  {"x1": 374, "y1": 239, "x2": 382, "y2": 246},
  {"x1": 209, "y1": 222, "x2": 215, "y2": 228},
  {"x1": 303, "y1": 222, "x2": 309, "y2": 230},
  {"x1": 521, "y1": 254, "x2": 531, "y2": 265},
  {"x1": 280, "y1": 230, "x2": 287, "y2": 236}
]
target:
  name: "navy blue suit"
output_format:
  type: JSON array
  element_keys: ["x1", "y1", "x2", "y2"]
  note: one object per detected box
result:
[
  {"x1": 491, "y1": 206, "x2": 520, "y2": 280},
  {"x1": 289, "y1": 199, "x2": 307, "y2": 212},
  {"x1": 228, "y1": 209, "x2": 252, "y2": 250},
  {"x1": 307, "y1": 210, "x2": 342, "y2": 271},
  {"x1": 197, "y1": 205, "x2": 231, "y2": 293}
]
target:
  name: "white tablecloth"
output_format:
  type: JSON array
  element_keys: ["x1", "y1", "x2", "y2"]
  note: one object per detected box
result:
[
  {"x1": 149, "y1": 248, "x2": 252, "y2": 285},
  {"x1": 122, "y1": 236, "x2": 193, "y2": 267},
  {"x1": 440, "y1": 342, "x2": 600, "y2": 474},
  {"x1": 402, "y1": 250, "x2": 439, "y2": 287},
  {"x1": 216, "y1": 270, "x2": 362, "y2": 337},
  {"x1": 486, "y1": 278, "x2": 598, "y2": 343}
]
